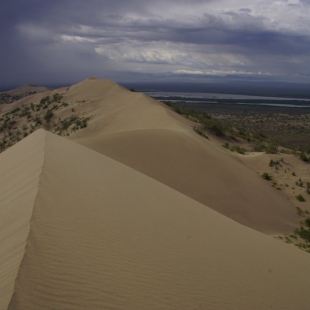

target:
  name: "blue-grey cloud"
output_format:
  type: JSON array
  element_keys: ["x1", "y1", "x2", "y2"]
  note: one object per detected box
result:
[{"x1": 1, "y1": 0, "x2": 310, "y2": 87}]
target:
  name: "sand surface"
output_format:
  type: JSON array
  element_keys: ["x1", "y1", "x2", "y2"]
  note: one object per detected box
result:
[
  {"x1": 2, "y1": 78, "x2": 310, "y2": 309},
  {"x1": 62, "y1": 78, "x2": 299, "y2": 234},
  {"x1": 0, "y1": 132, "x2": 45, "y2": 310},
  {"x1": 0, "y1": 78, "x2": 299, "y2": 233},
  {"x1": 1, "y1": 130, "x2": 310, "y2": 310}
]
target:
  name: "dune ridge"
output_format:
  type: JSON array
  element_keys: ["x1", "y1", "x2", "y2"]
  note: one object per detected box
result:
[
  {"x1": 0, "y1": 78, "x2": 301, "y2": 233},
  {"x1": 1, "y1": 130, "x2": 310, "y2": 309},
  {"x1": 0, "y1": 77, "x2": 299, "y2": 233},
  {"x1": 67, "y1": 78, "x2": 299, "y2": 234},
  {"x1": 0, "y1": 131, "x2": 46, "y2": 310}
]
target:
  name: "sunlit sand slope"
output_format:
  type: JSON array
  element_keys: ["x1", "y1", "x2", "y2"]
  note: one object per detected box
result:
[
  {"x1": 3, "y1": 130, "x2": 310, "y2": 310},
  {"x1": 0, "y1": 131, "x2": 45, "y2": 310}
]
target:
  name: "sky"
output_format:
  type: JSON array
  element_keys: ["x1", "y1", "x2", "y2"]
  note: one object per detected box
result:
[{"x1": 1, "y1": 0, "x2": 310, "y2": 88}]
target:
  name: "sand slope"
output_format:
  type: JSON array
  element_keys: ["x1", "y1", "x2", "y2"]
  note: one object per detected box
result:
[
  {"x1": 0, "y1": 132, "x2": 45, "y2": 310},
  {"x1": 65, "y1": 78, "x2": 299, "y2": 234},
  {"x1": 0, "y1": 77, "x2": 300, "y2": 234},
  {"x1": 1, "y1": 130, "x2": 310, "y2": 310}
]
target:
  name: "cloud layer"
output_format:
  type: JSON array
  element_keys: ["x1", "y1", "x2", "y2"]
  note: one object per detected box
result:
[{"x1": 1, "y1": 0, "x2": 310, "y2": 86}]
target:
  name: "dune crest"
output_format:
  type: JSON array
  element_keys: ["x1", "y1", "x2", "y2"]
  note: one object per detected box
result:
[
  {"x1": 0, "y1": 78, "x2": 301, "y2": 233},
  {"x1": 1, "y1": 130, "x2": 310, "y2": 309},
  {"x1": 0, "y1": 130, "x2": 46, "y2": 310},
  {"x1": 67, "y1": 78, "x2": 299, "y2": 234}
]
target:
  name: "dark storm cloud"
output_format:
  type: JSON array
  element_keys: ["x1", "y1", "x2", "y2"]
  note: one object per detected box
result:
[{"x1": 1, "y1": 0, "x2": 310, "y2": 87}]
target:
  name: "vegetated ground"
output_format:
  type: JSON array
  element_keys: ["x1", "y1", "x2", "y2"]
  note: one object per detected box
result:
[
  {"x1": 0, "y1": 91, "x2": 37, "y2": 104},
  {"x1": 259, "y1": 157, "x2": 310, "y2": 252},
  {"x1": 0, "y1": 93, "x2": 90, "y2": 153},
  {"x1": 171, "y1": 101, "x2": 310, "y2": 152}
]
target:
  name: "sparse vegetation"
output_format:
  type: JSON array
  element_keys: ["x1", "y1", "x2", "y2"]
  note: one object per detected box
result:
[
  {"x1": 193, "y1": 127, "x2": 208, "y2": 139},
  {"x1": 223, "y1": 142, "x2": 247, "y2": 154},
  {"x1": 295, "y1": 226, "x2": 310, "y2": 242},
  {"x1": 269, "y1": 159, "x2": 282, "y2": 170},
  {"x1": 300, "y1": 152, "x2": 310, "y2": 163},
  {"x1": 163, "y1": 101, "x2": 173, "y2": 107},
  {"x1": 0, "y1": 91, "x2": 37, "y2": 105},
  {"x1": 262, "y1": 172, "x2": 272, "y2": 181},
  {"x1": 296, "y1": 194, "x2": 306, "y2": 202},
  {"x1": 0, "y1": 93, "x2": 90, "y2": 154},
  {"x1": 296, "y1": 207, "x2": 305, "y2": 216},
  {"x1": 164, "y1": 100, "x2": 310, "y2": 153},
  {"x1": 44, "y1": 109, "x2": 54, "y2": 123},
  {"x1": 281, "y1": 208, "x2": 310, "y2": 253},
  {"x1": 168, "y1": 106, "x2": 229, "y2": 137},
  {"x1": 55, "y1": 115, "x2": 90, "y2": 134},
  {"x1": 296, "y1": 178, "x2": 304, "y2": 187},
  {"x1": 52, "y1": 93, "x2": 63, "y2": 102},
  {"x1": 165, "y1": 102, "x2": 285, "y2": 155}
]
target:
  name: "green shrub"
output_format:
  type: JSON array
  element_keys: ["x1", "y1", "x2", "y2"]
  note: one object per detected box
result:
[
  {"x1": 300, "y1": 152, "x2": 310, "y2": 163},
  {"x1": 223, "y1": 142, "x2": 229, "y2": 149},
  {"x1": 44, "y1": 110, "x2": 54, "y2": 123},
  {"x1": 52, "y1": 93, "x2": 63, "y2": 102},
  {"x1": 40, "y1": 96, "x2": 51, "y2": 105},
  {"x1": 262, "y1": 172, "x2": 272, "y2": 181},
  {"x1": 194, "y1": 127, "x2": 208, "y2": 139},
  {"x1": 205, "y1": 121, "x2": 225, "y2": 136},
  {"x1": 296, "y1": 194, "x2": 306, "y2": 202},
  {"x1": 163, "y1": 101, "x2": 173, "y2": 107},
  {"x1": 295, "y1": 226, "x2": 310, "y2": 242},
  {"x1": 173, "y1": 107, "x2": 182, "y2": 115},
  {"x1": 269, "y1": 159, "x2": 281, "y2": 168},
  {"x1": 304, "y1": 218, "x2": 310, "y2": 228},
  {"x1": 265, "y1": 142, "x2": 278, "y2": 154},
  {"x1": 230, "y1": 145, "x2": 246, "y2": 154},
  {"x1": 252, "y1": 141, "x2": 265, "y2": 152}
]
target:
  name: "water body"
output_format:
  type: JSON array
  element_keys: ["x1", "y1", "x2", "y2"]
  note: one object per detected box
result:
[{"x1": 145, "y1": 91, "x2": 310, "y2": 108}]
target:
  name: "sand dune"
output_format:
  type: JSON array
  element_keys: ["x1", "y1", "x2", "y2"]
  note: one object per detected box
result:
[
  {"x1": 0, "y1": 132, "x2": 45, "y2": 310},
  {"x1": 0, "y1": 78, "x2": 300, "y2": 233},
  {"x1": 63, "y1": 78, "x2": 299, "y2": 234},
  {"x1": 1, "y1": 130, "x2": 310, "y2": 310}
]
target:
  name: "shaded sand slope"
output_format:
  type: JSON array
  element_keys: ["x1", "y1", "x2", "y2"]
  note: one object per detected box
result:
[
  {"x1": 3, "y1": 130, "x2": 310, "y2": 309},
  {"x1": 76, "y1": 129, "x2": 299, "y2": 234},
  {"x1": 68, "y1": 79, "x2": 298, "y2": 234},
  {"x1": 0, "y1": 132, "x2": 45, "y2": 310}
]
